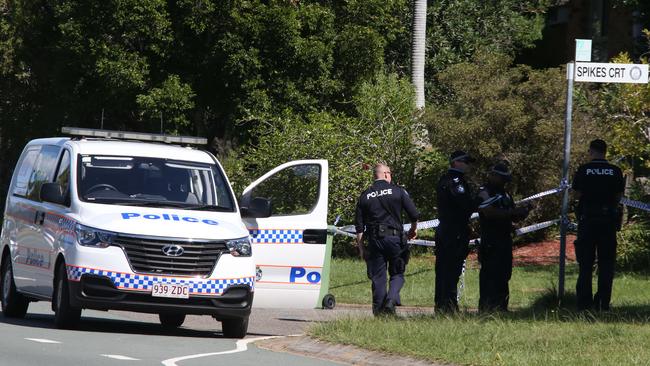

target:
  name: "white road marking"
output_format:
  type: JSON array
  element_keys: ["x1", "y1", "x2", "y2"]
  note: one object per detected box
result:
[
  {"x1": 161, "y1": 335, "x2": 282, "y2": 366},
  {"x1": 24, "y1": 338, "x2": 61, "y2": 344},
  {"x1": 101, "y1": 354, "x2": 140, "y2": 361}
]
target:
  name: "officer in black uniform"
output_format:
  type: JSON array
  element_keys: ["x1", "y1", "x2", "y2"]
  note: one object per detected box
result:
[
  {"x1": 355, "y1": 163, "x2": 419, "y2": 315},
  {"x1": 476, "y1": 163, "x2": 529, "y2": 312},
  {"x1": 572, "y1": 139, "x2": 624, "y2": 311},
  {"x1": 434, "y1": 150, "x2": 477, "y2": 312}
]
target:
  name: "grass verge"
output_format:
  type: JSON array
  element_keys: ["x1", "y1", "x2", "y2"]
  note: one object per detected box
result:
[{"x1": 313, "y1": 256, "x2": 650, "y2": 365}]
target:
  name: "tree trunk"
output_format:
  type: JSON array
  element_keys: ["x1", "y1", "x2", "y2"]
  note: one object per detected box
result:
[{"x1": 411, "y1": 0, "x2": 427, "y2": 110}]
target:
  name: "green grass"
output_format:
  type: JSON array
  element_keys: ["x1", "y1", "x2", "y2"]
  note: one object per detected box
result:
[{"x1": 312, "y1": 256, "x2": 650, "y2": 365}]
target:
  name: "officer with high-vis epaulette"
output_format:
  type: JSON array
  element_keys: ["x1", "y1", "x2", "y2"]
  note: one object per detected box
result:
[
  {"x1": 434, "y1": 150, "x2": 478, "y2": 313},
  {"x1": 572, "y1": 139, "x2": 624, "y2": 311},
  {"x1": 355, "y1": 163, "x2": 419, "y2": 316},
  {"x1": 476, "y1": 163, "x2": 529, "y2": 312}
]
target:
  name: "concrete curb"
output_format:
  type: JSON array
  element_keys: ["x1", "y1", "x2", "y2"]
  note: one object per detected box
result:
[{"x1": 256, "y1": 335, "x2": 448, "y2": 366}]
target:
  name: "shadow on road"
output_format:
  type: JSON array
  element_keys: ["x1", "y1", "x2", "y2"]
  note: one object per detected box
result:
[{"x1": 0, "y1": 311, "x2": 270, "y2": 339}]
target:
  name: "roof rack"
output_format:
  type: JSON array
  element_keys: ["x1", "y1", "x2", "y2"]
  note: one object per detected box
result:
[{"x1": 61, "y1": 127, "x2": 207, "y2": 145}]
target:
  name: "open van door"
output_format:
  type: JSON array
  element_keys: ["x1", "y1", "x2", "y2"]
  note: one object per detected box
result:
[{"x1": 240, "y1": 160, "x2": 330, "y2": 308}]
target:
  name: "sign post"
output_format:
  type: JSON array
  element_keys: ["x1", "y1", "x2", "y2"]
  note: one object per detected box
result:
[
  {"x1": 558, "y1": 62, "x2": 574, "y2": 302},
  {"x1": 558, "y1": 40, "x2": 649, "y2": 301}
]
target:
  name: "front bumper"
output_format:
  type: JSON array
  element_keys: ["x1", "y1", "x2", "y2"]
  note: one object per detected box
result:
[{"x1": 68, "y1": 274, "x2": 253, "y2": 320}]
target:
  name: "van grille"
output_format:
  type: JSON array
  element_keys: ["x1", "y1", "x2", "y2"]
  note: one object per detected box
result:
[{"x1": 114, "y1": 235, "x2": 230, "y2": 277}]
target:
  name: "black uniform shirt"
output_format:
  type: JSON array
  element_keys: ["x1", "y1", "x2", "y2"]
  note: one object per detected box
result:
[
  {"x1": 355, "y1": 179, "x2": 419, "y2": 234},
  {"x1": 436, "y1": 169, "x2": 476, "y2": 228},
  {"x1": 477, "y1": 184, "x2": 515, "y2": 243},
  {"x1": 572, "y1": 159, "x2": 624, "y2": 215}
]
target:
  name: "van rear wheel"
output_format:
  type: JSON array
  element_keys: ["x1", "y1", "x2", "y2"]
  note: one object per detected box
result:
[
  {"x1": 159, "y1": 313, "x2": 186, "y2": 328},
  {"x1": 221, "y1": 316, "x2": 249, "y2": 339},
  {"x1": 1, "y1": 259, "x2": 29, "y2": 318},
  {"x1": 53, "y1": 264, "x2": 81, "y2": 328}
]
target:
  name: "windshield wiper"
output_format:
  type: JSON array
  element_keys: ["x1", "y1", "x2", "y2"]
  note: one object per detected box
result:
[
  {"x1": 86, "y1": 197, "x2": 189, "y2": 208},
  {"x1": 117, "y1": 201, "x2": 190, "y2": 208},
  {"x1": 184, "y1": 205, "x2": 233, "y2": 212}
]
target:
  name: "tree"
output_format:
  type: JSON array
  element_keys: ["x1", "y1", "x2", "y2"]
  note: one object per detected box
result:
[
  {"x1": 224, "y1": 73, "x2": 446, "y2": 255},
  {"x1": 424, "y1": 51, "x2": 603, "y2": 224},
  {"x1": 411, "y1": 0, "x2": 427, "y2": 109}
]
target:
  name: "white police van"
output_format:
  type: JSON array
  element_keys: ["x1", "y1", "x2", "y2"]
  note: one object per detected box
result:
[{"x1": 0, "y1": 128, "x2": 331, "y2": 338}]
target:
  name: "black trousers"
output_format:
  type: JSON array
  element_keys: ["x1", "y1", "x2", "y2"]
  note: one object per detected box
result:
[
  {"x1": 434, "y1": 225, "x2": 469, "y2": 312},
  {"x1": 478, "y1": 240, "x2": 513, "y2": 312},
  {"x1": 575, "y1": 218, "x2": 617, "y2": 311},
  {"x1": 365, "y1": 235, "x2": 407, "y2": 314}
]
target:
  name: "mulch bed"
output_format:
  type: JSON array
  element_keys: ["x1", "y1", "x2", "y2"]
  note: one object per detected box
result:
[{"x1": 467, "y1": 235, "x2": 577, "y2": 267}]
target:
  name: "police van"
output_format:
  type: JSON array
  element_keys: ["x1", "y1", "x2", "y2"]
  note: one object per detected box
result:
[{"x1": 0, "y1": 128, "x2": 331, "y2": 338}]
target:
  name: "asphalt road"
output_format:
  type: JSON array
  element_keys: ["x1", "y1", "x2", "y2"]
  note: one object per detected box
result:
[{"x1": 0, "y1": 301, "x2": 353, "y2": 366}]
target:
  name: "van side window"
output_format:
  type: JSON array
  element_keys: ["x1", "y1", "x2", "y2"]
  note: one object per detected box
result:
[
  {"x1": 26, "y1": 145, "x2": 61, "y2": 202},
  {"x1": 247, "y1": 164, "x2": 320, "y2": 216},
  {"x1": 54, "y1": 149, "x2": 71, "y2": 205},
  {"x1": 13, "y1": 148, "x2": 40, "y2": 197}
]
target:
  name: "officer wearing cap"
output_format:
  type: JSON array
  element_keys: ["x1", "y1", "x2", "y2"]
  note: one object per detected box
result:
[
  {"x1": 476, "y1": 163, "x2": 530, "y2": 312},
  {"x1": 434, "y1": 150, "x2": 477, "y2": 312},
  {"x1": 355, "y1": 163, "x2": 419, "y2": 315},
  {"x1": 572, "y1": 139, "x2": 624, "y2": 311}
]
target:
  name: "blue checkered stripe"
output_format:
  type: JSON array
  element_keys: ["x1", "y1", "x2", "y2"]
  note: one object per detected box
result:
[
  {"x1": 249, "y1": 229, "x2": 303, "y2": 244},
  {"x1": 66, "y1": 266, "x2": 254, "y2": 296}
]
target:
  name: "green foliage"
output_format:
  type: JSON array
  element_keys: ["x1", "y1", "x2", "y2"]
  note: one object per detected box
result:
[
  {"x1": 616, "y1": 180, "x2": 650, "y2": 271},
  {"x1": 424, "y1": 51, "x2": 603, "y2": 224},
  {"x1": 223, "y1": 73, "x2": 446, "y2": 255},
  {"x1": 136, "y1": 75, "x2": 195, "y2": 132},
  {"x1": 426, "y1": 0, "x2": 549, "y2": 97},
  {"x1": 585, "y1": 39, "x2": 650, "y2": 171},
  {"x1": 617, "y1": 221, "x2": 650, "y2": 271}
]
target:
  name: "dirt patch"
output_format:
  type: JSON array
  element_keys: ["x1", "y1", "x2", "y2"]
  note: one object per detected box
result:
[{"x1": 467, "y1": 235, "x2": 577, "y2": 267}]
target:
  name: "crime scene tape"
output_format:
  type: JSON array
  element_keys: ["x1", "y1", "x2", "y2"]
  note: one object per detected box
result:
[
  {"x1": 620, "y1": 197, "x2": 650, "y2": 212},
  {"x1": 334, "y1": 184, "x2": 647, "y2": 247},
  {"x1": 402, "y1": 185, "x2": 567, "y2": 231}
]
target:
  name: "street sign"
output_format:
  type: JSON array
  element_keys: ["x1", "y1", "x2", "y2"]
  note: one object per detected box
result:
[
  {"x1": 574, "y1": 62, "x2": 649, "y2": 83},
  {"x1": 575, "y1": 39, "x2": 592, "y2": 62}
]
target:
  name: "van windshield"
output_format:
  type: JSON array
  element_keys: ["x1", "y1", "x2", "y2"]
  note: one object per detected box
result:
[{"x1": 77, "y1": 155, "x2": 234, "y2": 211}]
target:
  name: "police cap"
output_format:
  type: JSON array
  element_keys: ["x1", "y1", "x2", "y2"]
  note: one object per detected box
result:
[
  {"x1": 450, "y1": 150, "x2": 476, "y2": 164},
  {"x1": 490, "y1": 163, "x2": 512, "y2": 182}
]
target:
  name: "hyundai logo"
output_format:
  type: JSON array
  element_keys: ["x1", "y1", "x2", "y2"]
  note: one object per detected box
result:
[{"x1": 162, "y1": 245, "x2": 185, "y2": 257}]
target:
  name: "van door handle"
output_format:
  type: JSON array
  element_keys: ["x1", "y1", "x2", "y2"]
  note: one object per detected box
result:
[
  {"x1": 34, "y1": 211, "x2": 45, "y2": 225},
  {"x1": 302, "y1": 229, "x2": 327, "y2": 244}
]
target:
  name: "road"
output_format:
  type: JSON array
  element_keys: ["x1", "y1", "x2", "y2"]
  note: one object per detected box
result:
[{"x1": 0, "y1": 301, "x2": 353, "y2": 366}]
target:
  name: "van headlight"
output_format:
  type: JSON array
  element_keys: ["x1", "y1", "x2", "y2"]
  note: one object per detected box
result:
[
  {"x1": 226, "y1": 237, "x2": 252, "y2": 257},
  {"x1": 75, "y1": 224, "x2": 116, "y2": 248}
]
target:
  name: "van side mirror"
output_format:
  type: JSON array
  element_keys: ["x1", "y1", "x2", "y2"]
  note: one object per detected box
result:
[
  {"x1": 40, "y1": 183, "x2": 66, "y2": 205},
  {"x1": 240, "y1": 197, "x2": 272, "y2": 218}
]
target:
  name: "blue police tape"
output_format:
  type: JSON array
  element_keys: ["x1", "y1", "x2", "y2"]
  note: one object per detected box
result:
[
  {"x1": 620, "y1": 197, "x2": 650, "y2": 212},
  {"x1": 402, "y1": 186, "x2": 567, "y2": 231},
  {"x1": 336, "y1": 185, "x2": 647, "y2": 247}
]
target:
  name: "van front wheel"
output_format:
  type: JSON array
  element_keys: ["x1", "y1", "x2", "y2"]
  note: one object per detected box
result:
[
  {"x1": 221, "y1": 316, "x2": 249, "y2": 339},
  {"x1": 53, "y1": 264, "x2": 81, "y2": 328},
  {"x1": 1, "y1": 259, "x2": 29, "y2": 318}
]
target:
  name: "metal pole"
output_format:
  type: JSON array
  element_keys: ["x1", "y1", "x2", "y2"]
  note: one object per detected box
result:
[{"x1": 559, "y1": 62, "x2": 575, "y2": 301}]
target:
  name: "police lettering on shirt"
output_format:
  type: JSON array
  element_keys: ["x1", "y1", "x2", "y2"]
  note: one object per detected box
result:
[
  {"x1": 586, "y1": 168, "x2": 614, "y2": 176},
  {"x1": 366, "y1": 189, "x2": 393, "y2": 200}
]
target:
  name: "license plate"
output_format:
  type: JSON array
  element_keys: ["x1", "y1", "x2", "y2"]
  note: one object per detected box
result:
[{"x1": 151, "y1": 283, "x2": 190, "y2": 299}]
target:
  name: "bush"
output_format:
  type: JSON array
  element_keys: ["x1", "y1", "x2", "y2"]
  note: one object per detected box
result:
[
  {"x1": 424, "y1": 51, "x2": 603, "y2": 230},
  {"x1": 617, "y1": 221, "x2": 650, "y2": 271},
  {"x1": 222, "y1": 73, "x2": 447, "y2": 256}
]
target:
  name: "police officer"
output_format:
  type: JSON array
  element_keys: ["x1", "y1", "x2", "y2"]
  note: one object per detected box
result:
[
  {"x1": 355, "y1": 163, "x2": 419, "y2": 315},
  {"x1": 476, "y1": 163, "x2": 529, "y2": 312},
  {"x1": 434, "y1": 150, "x2": 477, "y2": 312},
  {"x1": 572, "y1": 139, "x2": 624, "y2": 311}
]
